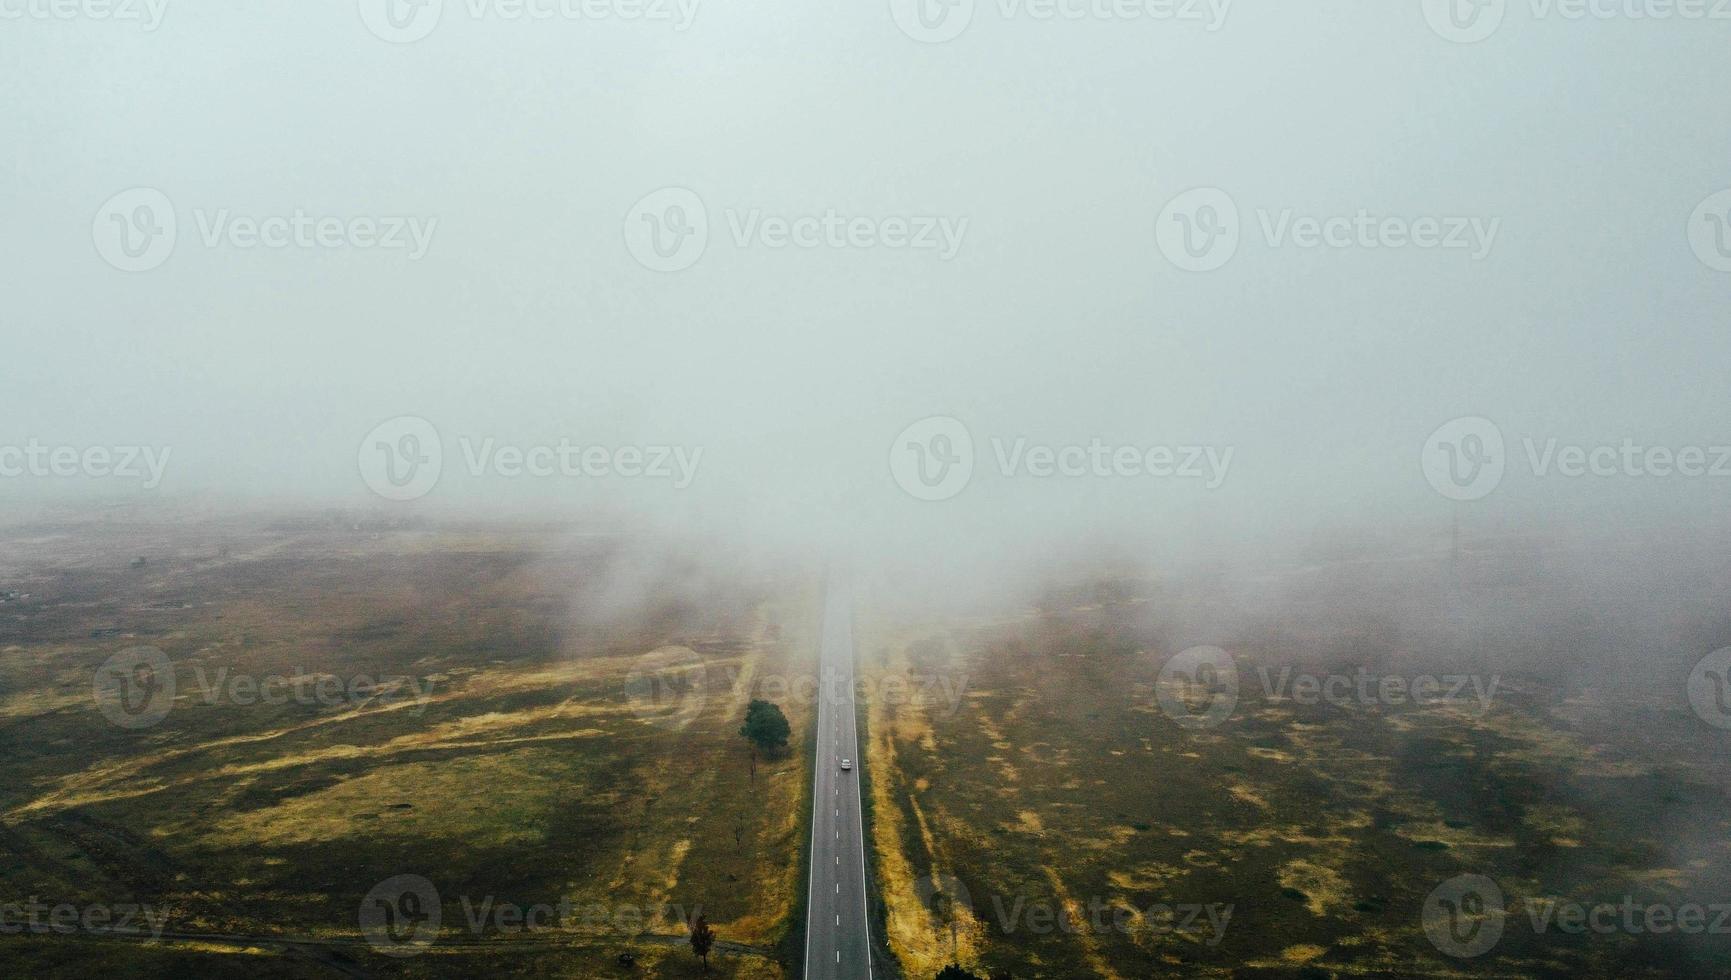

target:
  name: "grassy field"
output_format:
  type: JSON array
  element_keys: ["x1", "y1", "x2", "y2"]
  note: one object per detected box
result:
[
  {"x1": 859, "y1": 558, "x2": 1731, "y2": 979},
  {"x1": 0, "y1": 516, "x2": 818, "y2": 978}
]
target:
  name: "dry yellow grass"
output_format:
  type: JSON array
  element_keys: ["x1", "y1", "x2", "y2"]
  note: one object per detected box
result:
[
  {"x1": 861, "y1": 626, "x2": 984, "y2": 978},
  {"x1": 1041, "y1": 864, "x2": 1125, "y2": 980},
  {"x1": 1277, "y1": 859, "x2": 1352, "y2": 917}
]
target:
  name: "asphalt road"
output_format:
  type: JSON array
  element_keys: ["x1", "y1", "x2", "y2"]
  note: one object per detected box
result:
[{"x1": 803, "y1": 578, "x2": 874, "y2": 980}]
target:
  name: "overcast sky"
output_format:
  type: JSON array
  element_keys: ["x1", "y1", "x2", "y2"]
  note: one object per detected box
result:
[{"x1": 3, "y1": 1, "x2": 1728, "y2": 560}]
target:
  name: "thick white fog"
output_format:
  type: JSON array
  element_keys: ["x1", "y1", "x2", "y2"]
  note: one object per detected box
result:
[{"x1": 3, "y1": 1, "x2": 1729, "y2": 572}]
